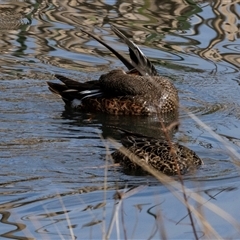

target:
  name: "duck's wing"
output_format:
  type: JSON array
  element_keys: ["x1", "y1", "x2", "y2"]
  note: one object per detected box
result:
[
  {"x1": 80, "y1": 29, "x2": 134, "y2": 71},
  {"x1": 111, "y1": 25, "x2": 159, "y2": 77},
  {"x1": 47, "y1": 75, "x2": 102, "y2": 104}
]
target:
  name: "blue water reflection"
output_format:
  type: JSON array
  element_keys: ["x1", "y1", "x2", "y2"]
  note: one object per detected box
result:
[{"x1": 0, "y1": 0, "x2": 240, "y2": 239}]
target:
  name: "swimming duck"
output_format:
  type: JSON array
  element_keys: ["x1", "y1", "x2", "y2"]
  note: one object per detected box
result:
[
  {"x1": 111, "y1": 128, "x2": 203, "y2": 175},
  {"x1": 47, "y1": 25, "x2": 179, "y2": 115}
]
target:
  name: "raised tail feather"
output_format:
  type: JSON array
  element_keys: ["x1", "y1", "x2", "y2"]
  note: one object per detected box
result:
[
  {"x1": 80, "y1": 28, "x2": 134, "y2": 71},
  {"x1": 47, "y1": 82, "x2": 68, "y2": 95},
  {"x1": 80, "y1": 25, "x2": 159, "y2": 77},
  {"x1": 111, "y1": 25, "x2": 159, "y2": 77}
]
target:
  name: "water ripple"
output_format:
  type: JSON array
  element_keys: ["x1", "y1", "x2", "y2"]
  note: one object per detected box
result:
[{"x1": 0, "y1": 0, "x2": 239, "y2": 238}]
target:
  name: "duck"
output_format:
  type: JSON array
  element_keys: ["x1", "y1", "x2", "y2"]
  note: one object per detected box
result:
[
  {"x1": 47, "y1": 25, "x2": 179, "y2": 115},
  {"x1": 111, "y1": 128, "x2": 203, "y2": 175}
]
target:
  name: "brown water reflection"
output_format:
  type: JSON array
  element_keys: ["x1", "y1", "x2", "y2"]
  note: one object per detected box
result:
[
  {"x1": 0, "y1": 0, "x2": 240, "y2": 239},
  {"x1": 1, "y1": 0, "x2": 238, "y2": 73}
]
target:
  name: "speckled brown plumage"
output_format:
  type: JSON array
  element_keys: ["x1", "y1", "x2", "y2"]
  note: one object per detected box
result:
[
  {"x1": 112, "y1": 131, "x2": 203, "y2": 175},
  {"x1": 47, "y1": 25, "x2": 179, "y2": 115}
]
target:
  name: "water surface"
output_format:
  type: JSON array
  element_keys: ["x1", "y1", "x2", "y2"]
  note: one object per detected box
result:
[{"x1": 0, "y1": 0, "x2": 240, "y2": 239}]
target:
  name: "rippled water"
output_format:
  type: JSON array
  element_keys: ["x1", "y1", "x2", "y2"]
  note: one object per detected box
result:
[{"x1": 0, "y1": 0, "x2": 240, "y2": 239}]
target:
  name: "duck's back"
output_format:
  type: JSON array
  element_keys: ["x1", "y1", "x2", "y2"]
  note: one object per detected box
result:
[{"x1": 112, "y1": 135, "x2": 203, "y2": 175}]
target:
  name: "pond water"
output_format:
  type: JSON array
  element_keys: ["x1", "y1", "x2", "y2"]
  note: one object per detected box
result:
[{"x1": 0, "y1": 0, "x2": 240, "y2": 239}]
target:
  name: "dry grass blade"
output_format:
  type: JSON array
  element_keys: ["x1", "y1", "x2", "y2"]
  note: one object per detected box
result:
[
  {"x1": 155, "y1": 110, "x2": 199, "y2": 239},
  {"x1": 82, "y1": 220, "x2": 102, "y2": 228},
  {"x1": 113, "y1": 185, "x2": 147, "y2": 201},
  {"x1": 108, "y1": 136, "x2": 240, "y2": 239},
  {"x1": 105, "y1": 185, "x2": 146, "y2": 240},
  {"x1": 185, "y1": 108, "x2": 240, "y2": 167},
  {"x1": 55, "y1": 193, "x2": 75, "y2": 240}
]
